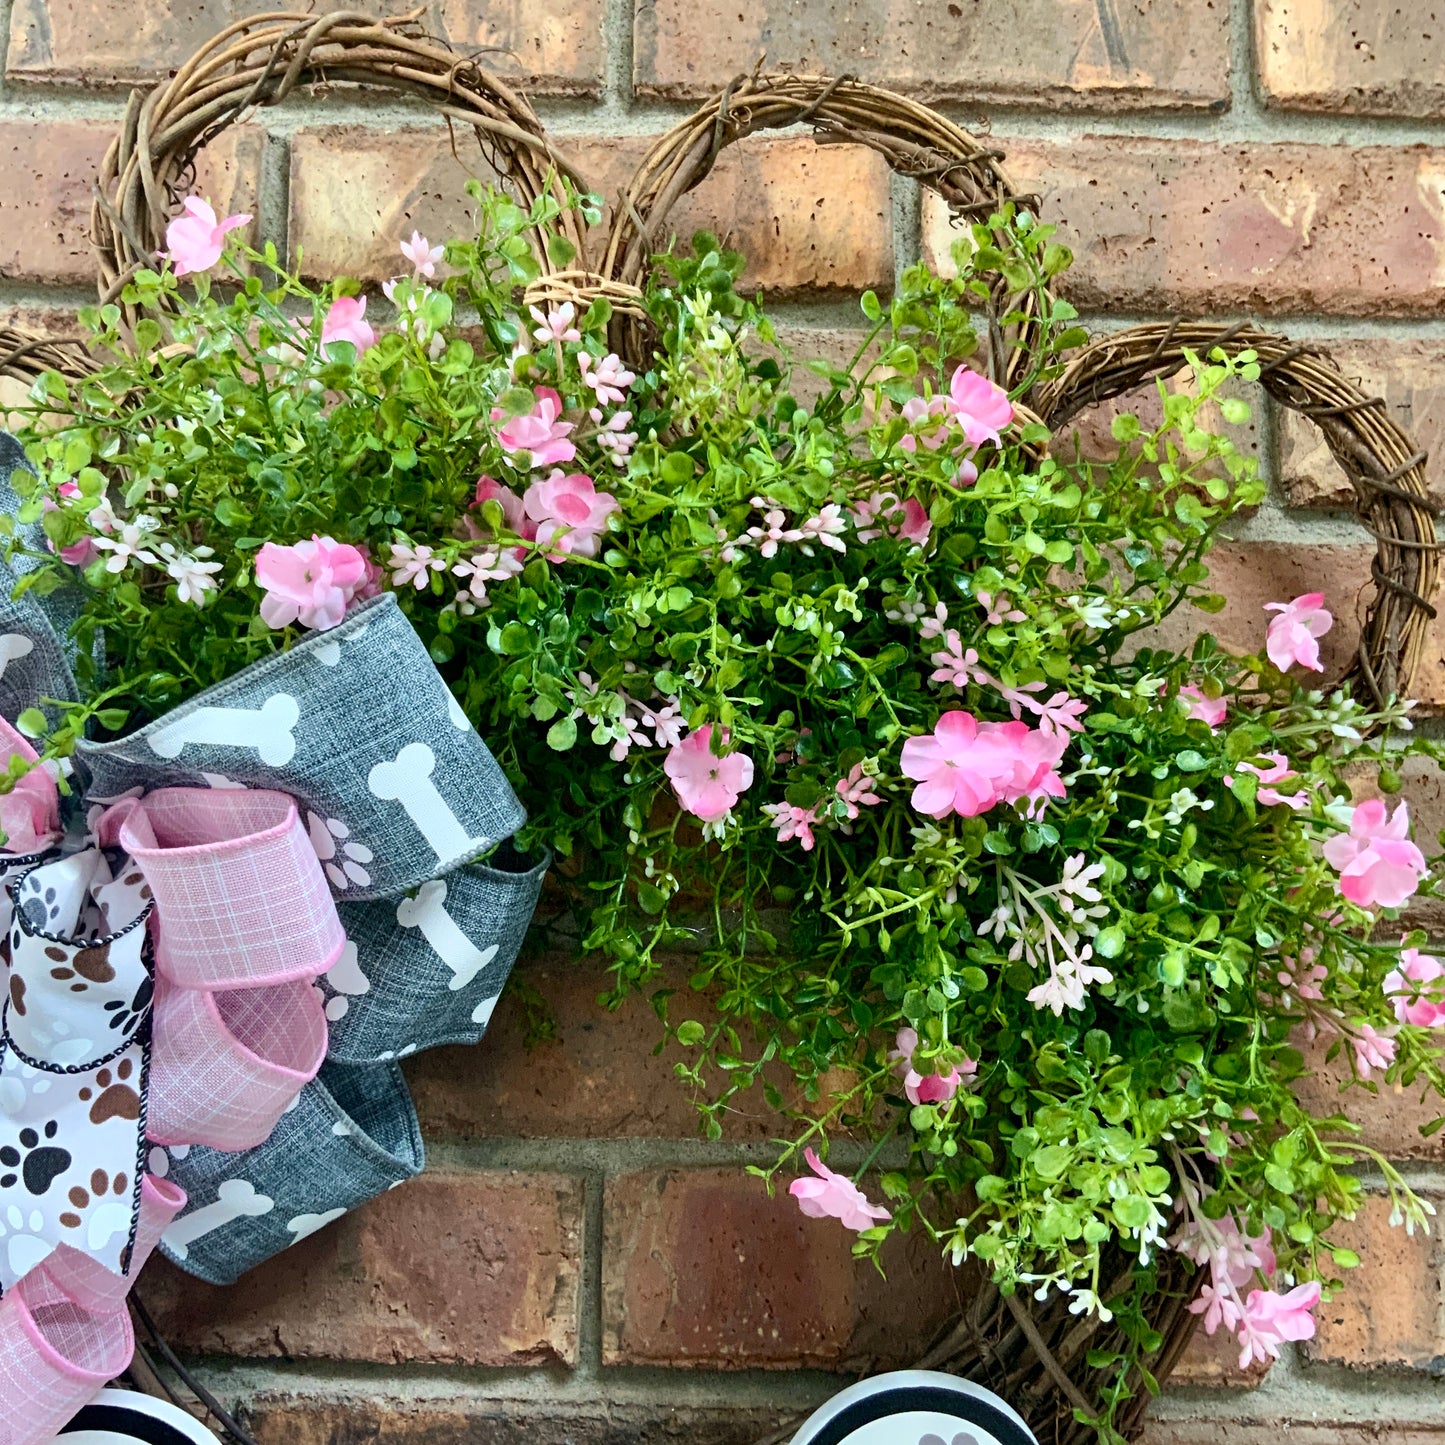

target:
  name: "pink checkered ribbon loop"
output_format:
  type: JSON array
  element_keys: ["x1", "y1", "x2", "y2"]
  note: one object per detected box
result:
[{"x1": 96, "y1": 788, "x2": 340, "y2": 1151}]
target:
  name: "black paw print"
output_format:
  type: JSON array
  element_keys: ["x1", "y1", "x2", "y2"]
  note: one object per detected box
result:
[
  {"x1": 103, "y1": 975, "x2": 153, "y2": 1036},
  {"x1": 0, "y1": 1120, "x2": 71, "y2": 1196},
  {"x1": 17, "y1": 876, "x2": 63, "y2": 933},
  {"x1": 58, "y1": 1168, "x2": 129, "y2": 1230}
]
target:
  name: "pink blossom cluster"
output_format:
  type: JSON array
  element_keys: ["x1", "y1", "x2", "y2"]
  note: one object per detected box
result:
[
  {"x1": 888, "y1": 1026, "x2": 976, "y2": 1106},
  {"x1": 163, "y1": 196, "x2": 251, "y2": 277},
  {"x1": 849, "y1": 492, "x2": 931, "y2": 546},
  {"x1": 1265, "y1": 593, "x2": 1333, "y2": 673},
  {"x1": 567, "y1": 672, "x2": 684, "y2": 763},
  {"x1": 1175, "y1": 1203, "x2": 1321, "y2": 1368},
  {"x1": 900, "y1": 709, "x2": 1068, "y2": 820},
  {"x1": 760, "y1": 763, "x2": 885, "y2": 850},
  {"x1": 1323, "y1": 798, "x2": 1428, "y2": 909},
  {"x1": 664, "y1": 724, "x2": 755, "y2": 823},
  {"x1": 254, "y1": 534, "x2": 374, "y2": 632},
  {"x1": 1226, "y1": 752, "x2": 1310, "y2": 810},
  {"x1": 897, "y1": 367, "x2": 1014, "y2": 484},
  {"x1": 1385, "y1": 943, "x2": 1445, "y2": 1029}
]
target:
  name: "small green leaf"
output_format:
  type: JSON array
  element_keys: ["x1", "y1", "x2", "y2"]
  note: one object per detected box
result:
[{"x1": 546, "y1": 717, "x2": 577, "y2": 751}]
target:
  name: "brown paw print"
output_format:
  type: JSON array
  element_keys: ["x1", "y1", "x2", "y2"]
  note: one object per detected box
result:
[
  {"x1": 59, "y1": 1169, "x2": 129, "y2": 1229},
  {"x1": 77, "y1": 1058, "x2": 141, "y2": 1124},
  {"x1": 44, "y1": 941, "x2": 116, "y2": 994},
  {"x1": 8, "y1": 974, "x2": 23, "y2": 1017}
]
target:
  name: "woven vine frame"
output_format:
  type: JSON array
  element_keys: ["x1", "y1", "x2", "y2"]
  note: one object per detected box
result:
[{"x1": 0, "y1": 13, "x2": 1435, "y2": 1441}]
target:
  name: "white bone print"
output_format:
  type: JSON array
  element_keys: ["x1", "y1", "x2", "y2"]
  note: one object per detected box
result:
[
  {"x1": 147, "y1": 693, "x2": 300, "y2": 766},
  {"x1": 471, "y1": 993, "x2": 501, "y2": 1028},
  {"x1": 446, "y1": 691, "x2": 471, "y2": 731},
  {"x1": 0, "y1": 634, "x2": 34, "y2": 682},
  {"x1": 395, "y1": 879, "x2": 499, "y2": 991},
  {"x1": 163, "y1": 1179, "x2": 275, "y2": 1261},
  {"x1": 286, "y1": 1207, "x2": 346, "y2": 1244},
  {"x1": 368, "y1": 743, "x2": 488, "y2": 861}
]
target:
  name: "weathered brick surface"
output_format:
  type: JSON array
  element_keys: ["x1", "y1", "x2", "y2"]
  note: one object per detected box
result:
[
  {"x1": 144, "y1": 1170, "x2": 583, "y2": 1366},
  {"x1": 243, "y1": 1397, "x2": 792, "y2": 1445},
  {"x1": 924, "y1": 138, "x2": 1445, "y2": 318},
  {"x1": 406, "y1": 957, "x2": 740, "y2": 1139},
  {"x1": 1278, "y1": 339, "x2": 1445, "y2": 510},
  {"x1": 602, "y1": 1167, "x2": 962, "y2": 1369},
  {"x1": 7, "y1": 0, "x2": 603, "y2": 93},
  {"x1": 1169, "y1": 1323, "x2": 1270, "y2": 1388},
  {"x1": 1145, "y1": 1426, "x2": 1445, "y2": 1445},
  {"x1": 289, "y1": 128, "x2": 893, "y2": 294},
  {"x1": 1145, "y1": 540, "x2": 1445, "y2": 708},
  {"x1": 1257, "y1": 0, "x2": 1445, "y2": 117},
  {"x1": 1307, "y1": 1193, "x2": 1445, "y2": 1369},
  {"x1": 0, "y1": 121, "x2": 261, "y2": 287},
  {"x1": 634, "y1": 0, "x2": 1230, "y2": 109}
]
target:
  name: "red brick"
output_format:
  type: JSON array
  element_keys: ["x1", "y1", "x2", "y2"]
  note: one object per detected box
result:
[
  {"x1": 1169, "y1": 1321, "x2": 1270, "y2": 1387},
  {"x1": 405, "y1": 957, "x2": 746, "y2": 1139},
  {"x1": 144, "y1": 1170, "x2": 582, "y2": 1366},
  {"x1": 1257, "y1": 0, "x2": 1445, "y2": 117},
  {"x1": 288, "y1": 128, "x2": 893, "y2": 294},
  {"x1": 0, "y1": 120, "x2": 261, "y2": 288},
  {"x1": 1146, "y1": 540, "x2": 1445, "y2": 708},
  {"x1": 243, "y1": 1397, "x2": 791, "y2": 1445},
  {"x1": 6, "y1": 0, "x2": 602, "y2": 94},
  {"x1": 602, "y1": 1167, "x2": 962, "y2": 1369},
  {"x1": 634, "y1": 0, "x2": 1230, "y2": 110},
  {"x1": 923, "y1": 138, "x2": 1445, "y2": 318},
  {"x1": 1278, "y1": 339, "x2": 1445, "y2": 511},
  {"x1": 1307, "y1": 1193, "x2": 1445, "y2": 1369},
  {"x1": 1295, "y1": 1027, "x2": 1445, "y2": 1162}
]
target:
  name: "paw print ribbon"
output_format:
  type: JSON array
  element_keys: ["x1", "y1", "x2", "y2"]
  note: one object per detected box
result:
[{"x1": 0, "y1": 437, "x2": 547, "y2": 1443}]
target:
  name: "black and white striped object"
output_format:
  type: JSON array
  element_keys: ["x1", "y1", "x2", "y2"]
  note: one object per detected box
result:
[
  {"x1": 790, "y1": 1371, "x2": 1039, "y2": 1445},
  {"x1": 55, "y1": 1389, "x2": 223, "y2": 1445}
]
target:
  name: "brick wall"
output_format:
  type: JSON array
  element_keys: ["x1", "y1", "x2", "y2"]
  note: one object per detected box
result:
[{"x1": 3, "y1": 0, "x2": 1445, "y2": 1440}]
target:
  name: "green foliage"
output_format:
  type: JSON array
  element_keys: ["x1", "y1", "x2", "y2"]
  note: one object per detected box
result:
[{"x1": 11, "y1": 188, "x2": 1445, "y2": 1439}]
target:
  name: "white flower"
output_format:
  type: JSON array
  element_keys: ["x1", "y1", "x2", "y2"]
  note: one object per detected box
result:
[
  {"x1": 157, "y1": 542, "x2": 222, "y2": 605},
  {"x1": 530, "y1": 302, "x2": 581, "y2": 345},
  {"x1": 93, "y1": 515, "x2": 160, "y2": 573}
]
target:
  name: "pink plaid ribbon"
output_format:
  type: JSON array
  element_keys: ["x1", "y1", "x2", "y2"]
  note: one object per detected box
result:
[
  {"x1": 0, "y1": 786, "x2": 344, "y2": 1439},
  {"x1": 0, "y1": 1176, "x2": 183, "y2": 1445}
]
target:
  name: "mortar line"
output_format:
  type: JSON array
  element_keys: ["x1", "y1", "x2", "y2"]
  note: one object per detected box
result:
[
  {"x1": 601, "y1": 0, "x2": 636, "y2": 117},
  {"x1": 0, "y1": 0, "x2": 16, "y2": 99},
  {"x1": 1228, "y1": 0, "x2": 1264, "y2": 122},
  {"x1": 575, "y1": 1167, "x2": 606, "y2": 1378}
]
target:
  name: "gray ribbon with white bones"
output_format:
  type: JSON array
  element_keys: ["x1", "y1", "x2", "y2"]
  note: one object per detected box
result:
[{"x1": 0, "y1": 438, "x2": 546, "y2": 1286}]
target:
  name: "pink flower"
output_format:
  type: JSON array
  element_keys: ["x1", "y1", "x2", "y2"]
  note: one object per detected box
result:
[
  {"x1": 1228, "y1": 752, "x2": 1309, "y2": 810},
  {"x1": 900, "y1": 710, "x2": 1068, "y2": 820},
  {"x1": 763, "y1": 801, "x2": 818, "y2": 850},
  {"x1": 977, "y1": 589, "x2": 1025, "y2": 625},
  {"x1": 947, "y1": 366, "x2": 1013, "y2": 448},
  {"x1": 474, "y1": 477, "x2": 536, "y2": 543},
  {"x1": 1180, "y1": 684, "x2": 1227, "y2": 730},
  {"x1": 1236, "y1": 1282, "x2": 1321, "y2": 1369},
  {"x1": 1353, "y1": 1021, "x2": 1397, "y2": 1078},
  {"x1": 320, "y1": 295, "x2": 376, "y2": 354},
  {"x1": 851, "y1": 492, "x2": 932, "y2": 545},
  {"x1": 1189, "y1": 1282, "x2": 1243, "y2": 1337},
  {"x1": 664, "y1": 724, "x2": 755, "y2": 822},
  {"x1": 898, "y1": 395, "x2": 951, "y2": 453},
  {"x1": 578, "y1": 351, "x2": 634, "y2": 406},
  {"x1": 788, "y1": 1148, "x2": 891, "y2": 1232},
  {"x1": 1385, "y1": 945, "x2": 1445, "y2": 1028},
  {"x1": 401, "y1": 230, "x2": 444, "y2": 277},
  {"x1": 530, "y1": 302, "x2": 580, "y2": 344},
  {"x1": 493, "y1": 386, "x2": 577, "y2": 468},
  {"x1": 888, "y1": 1026, "x2": 974, "y2": 1106},
  {"x1": 164, "y1": 196, "x2": 251, "y2": 277},
  {"x1": 835, "y1": 763, "x2": 884, "y2": 820},
  {"x1": 1322, "y1": 799, "x2": 1429, "y2": 909},
  {"x1": 1264, "y1": 593, "x2": 1333, "y2": 673},
  {"x1": 523, "y1": 470, "x2": 619, "y2": 560},
  {"x1": 254, "y1": 534, "x2": 367, "y2": 631},
  {"x1": 929, "y1": 630, "x2": 990, "y2": 689}
]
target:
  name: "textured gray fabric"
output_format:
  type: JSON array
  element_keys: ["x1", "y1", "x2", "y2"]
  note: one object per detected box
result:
[{"x1": 152, "y1": 1062, "x2": 423, "y2": 1286}]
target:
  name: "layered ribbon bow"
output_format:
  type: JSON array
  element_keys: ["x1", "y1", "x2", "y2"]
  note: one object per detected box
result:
[{"x1": 0, "y1": 439, "x2": 546, "y2": 1443}]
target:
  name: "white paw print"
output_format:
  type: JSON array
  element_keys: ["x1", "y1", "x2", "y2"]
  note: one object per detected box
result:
[
  {"x1": 321, "y1": 942, "x2": 370, "y2": 1022},
  {"x1": 307, "y1": 813, "x2": 373, "y2": 890},
  {"x1": 0, "y1": 1204, "x2": 52, "y2": 1279}
]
